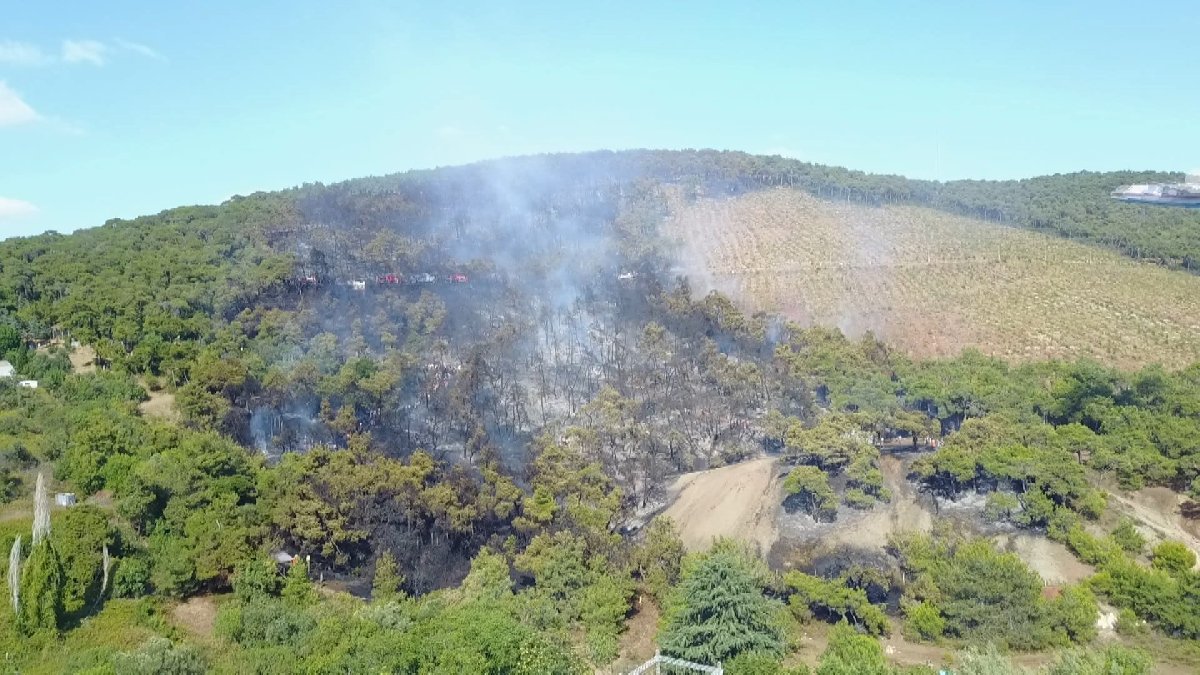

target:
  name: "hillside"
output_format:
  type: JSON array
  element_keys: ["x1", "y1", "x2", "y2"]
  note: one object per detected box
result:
[
  {"x1": 4, "y1": 151, "x2": 1200, "y2": 672},
  {"x1": 666, "y1": 188, "x2": 1200, "y2": 369}
]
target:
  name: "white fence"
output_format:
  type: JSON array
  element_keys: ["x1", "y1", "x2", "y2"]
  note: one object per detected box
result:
[{"x1": 626, "y1": 650, "x2": 723, "y2": 675}]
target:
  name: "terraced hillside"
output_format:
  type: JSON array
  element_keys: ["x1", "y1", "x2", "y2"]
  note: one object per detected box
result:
[{"x1": 666, "y1": 188, "x2": 1200, "y2": 369}]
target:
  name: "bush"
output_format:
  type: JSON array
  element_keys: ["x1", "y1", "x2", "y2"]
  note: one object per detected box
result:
[
  {"x1": 1111, "y1": 518, "x2": 1145, "y2": 554},
  {"x1": 216, "y1": 598, "x2": 317, "y2": 647},
  {"x1": 1044, "y1": 645, "x2": 1151, "y2": 675},
  {"x1": 112, "y1": 636, "x2": 207, "y2": 675},
  {"x1": 842, "y1": 488, "x2": 876, "y2": 510},
  {"x1": 904, "y1": 600, "x2": 945, "y2": 641},
  {"x1": 1150, "y1": 541, "x2": 1195, "y2": 575},
  {"x1": 232, "y1": 557, "x2": 281, "y2": 602},
  {"x1": 727, "y1": 651, "x2": 810, "y2": 675},
  {"x1": 112, "y1": 557, "x2": 151, "y2": 598},
  {"x1": 1115, "y1": 607, "x2": 1146, "y2": 636}
]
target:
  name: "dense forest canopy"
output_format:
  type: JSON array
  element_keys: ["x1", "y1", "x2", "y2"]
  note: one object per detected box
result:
[{"x1": 0, "y1": 150, "x2": 1197, "y2": 672}]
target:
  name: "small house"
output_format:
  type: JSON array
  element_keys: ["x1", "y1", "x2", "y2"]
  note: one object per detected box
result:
[
  {"x1": 0, "y1": 361, "x2": 13, "y2": 378},
  {"x1": 18, "y1": 380, "x2": 38, "y2": 389},
  {"x1": 55, "y1": 493, "x2": 77, "y2": 507}
]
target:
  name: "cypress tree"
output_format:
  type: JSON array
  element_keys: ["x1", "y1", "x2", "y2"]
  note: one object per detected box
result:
[
  {"x1": 17, "y1": 537, "x2": 64, "y2": 634},
  {"x1": 16, "y1": 471, "x2": 64, "y2": 635}
]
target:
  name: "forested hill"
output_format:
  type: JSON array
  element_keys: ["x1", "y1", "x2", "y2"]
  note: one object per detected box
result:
[
  {"x1": 325, "y1": 152, "x2": 1198, "y2": 266},
  {"x1": 4, "y1": 149, "x2": 1200, "y2": 672},
  {"x1": 341, "y1": 151, "x2": 1198, "y2": 268}
]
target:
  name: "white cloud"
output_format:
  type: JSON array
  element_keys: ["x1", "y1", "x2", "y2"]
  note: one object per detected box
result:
[
  {"x1": 0, "y1": 81, "x2": 39, "y2": 126},
  {"x1": 0, "y1": 41, "x2": 48, "y2": 66},
  {"x1": 114, "y1": 38, "x2": 164, "y2": 61},
  {"x1": 436, "y1": 125, "x2": 465, "y2": 140},
  {"x1": 62, "y1": 39, "x2": 108, "y2": 66},
  {"x1": 0, "y1": 197, "x2": 38, "y2": 221}
]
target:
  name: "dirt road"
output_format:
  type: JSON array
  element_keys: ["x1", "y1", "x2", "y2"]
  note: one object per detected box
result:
[{"x1": 660, "y1": 456, "x2": 780, "y2": 554}]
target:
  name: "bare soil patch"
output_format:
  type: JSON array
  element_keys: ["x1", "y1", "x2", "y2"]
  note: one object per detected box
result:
[
  {"x1": 170, "y1": 595, "x2": 218, "y2": 640},
  {"x1": 69, "y1": 344, "x2": 97, "y2": 374},
  {"x1": 660, "y1": 456, "x2": 780, "y2": 554},
  {"x1": 607, "y1": 595, "x2": 661, "y2": 674},
  {"x1": 138, "y1": 388, "x2": 179, "y2": 421},
  {"x1": 1108, "y1": 486, "x2": 1200, "y2": 566},
  {"x1": 822, "y1": 454, "x2": 932, "y2": 551},
  {"x1": 664, "y1": 188, "x2": 1200, "y2": 369},
  {"x1": 992, "y1": 532, "x2": 1094, "y2": 586}
]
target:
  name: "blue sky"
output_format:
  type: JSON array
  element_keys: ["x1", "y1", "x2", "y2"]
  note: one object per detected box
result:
[{"x1": 1, "y1": 1, "x2": 1197, "y2": 237}]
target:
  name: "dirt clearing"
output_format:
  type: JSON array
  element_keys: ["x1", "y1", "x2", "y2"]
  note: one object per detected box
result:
[
  {"x1": 608, "y1": 595, "x2": 661, "y2": 674},
  {"x1": 138, "y1": 388, "x2": 179, "y2": 421},
  {"x1": 992, "y1": 532, "x2": 1093, "y2": 585},
  {"x1": 660, "y1": 456, "x2": 780, "y2": 554},
  {"x1": 170, "y1": 595, "x2": 218, "y2": 640},
  {"x1": 821, "y1": 454, "x2": 932, "y2": 551},
  {"x1": 69, "y1": 344, "x2": 97, "y2": 374},
  {"x1": 1108, "y1": 487, "x2": 1200, "y2": 566}
]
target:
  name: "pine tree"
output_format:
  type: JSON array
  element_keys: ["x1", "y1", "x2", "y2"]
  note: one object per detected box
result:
[
  {"x1": 371, "y1": 551, "x2": 404, "y2": 602},
  {"x1": 282, "y1": 557, "x2": 317, "y2": 607},
  {"x1": 659, "y1": 549, "x2": 784, "y2": 665}
]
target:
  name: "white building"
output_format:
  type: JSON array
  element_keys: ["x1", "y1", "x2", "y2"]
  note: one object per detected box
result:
[
  {"x1": 55, "y1": 493, "x2": 76, "y2": 507},
  {"x1": 18, "y1": 380, "x2": 37, "y2": 389},
  {"x1": 0, "y1": 361, "x2": 13, "y2": 378}
]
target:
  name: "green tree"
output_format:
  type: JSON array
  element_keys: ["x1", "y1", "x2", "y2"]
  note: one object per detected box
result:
[
  {"x1": 783, "y1": 466, "x2": 838, "y2": 521},
  {"x1": 372, "y1": 551, "x2": 404, "y2": 602},
  {"x1": 1151, "y1": 541, "x2": 1195, "y2": 575},
  {"x1": 232, "y1": 557, "x2": 280, "y2": 602},
  {"x1": 660, "y1": 548, "x2": 784, "y2": 665},
  {"x1": 50, "y1": 504, "x2": 114, "y2": 615},
  {"x1": 282, "y1": 557, "x2": 317, "y2": 607},
  {"x1": 1110, "y1": 518, "x2": 1145, "y2": 554},
  {"x1": 17, "y1": 538, "x2": 64, "y2": 635},
  {"x1": 1049, "y1": 585, "x2": 1098, "y2": 643},
  {"x1": 632, "y1": 517, "x2": 685, "y2": 603},
  {"x1": 904, "y1": 600, "x2": 945, "y2": 641}
]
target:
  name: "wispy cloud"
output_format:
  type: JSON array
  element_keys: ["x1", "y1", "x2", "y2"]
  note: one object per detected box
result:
[
  {"x1": 0, "y1": 197, "x2": 38, "y2": 220},
  {"x1": 1, "y1": 38, "x2": 163, "y2": 68},
  {"x1": 114, "y1": 38, "x2": 165, "y2": 62},
  {"x1": 0, "y1": 81, "x2": 39, "y2": 126},
  {"x1": 62, "y1": 39, "x2": 109, "y2": 66},
  {"x1": 0, "y1": 40, "x2": 49, "y2": 66},
  {"x1": 436, "y1": 124, "x2": 465, "y2": 140}
]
